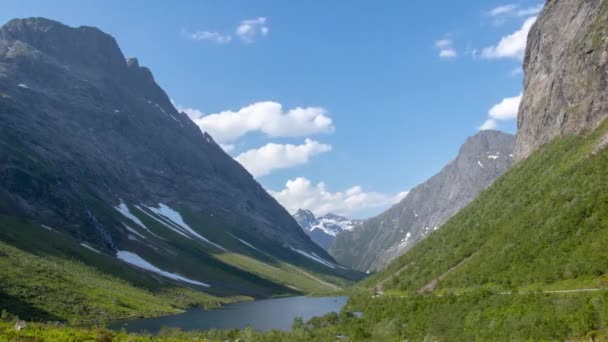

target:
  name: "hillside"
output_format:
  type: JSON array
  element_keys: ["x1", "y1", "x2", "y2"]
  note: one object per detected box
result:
[
  {"x1": 330, "y1": 130, "x2": 514, "y2": 272},
  {"x1": 367, "y1": 122, "x2": 608, "y2": 293},
  {"x1": 0, "y1": 17, "x2": 359, "y2": 322}
]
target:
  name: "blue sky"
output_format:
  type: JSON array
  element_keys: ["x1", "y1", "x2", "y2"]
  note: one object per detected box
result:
[{"x1": 2, "y1": 0, "x2": 542, "y2": 218}]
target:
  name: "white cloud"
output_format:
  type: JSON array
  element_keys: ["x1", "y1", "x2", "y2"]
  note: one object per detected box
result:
[
  {"x1": 487, "y1": 3, "x2": 542, "y2": 24},
  {"x1": 481, "y1": 16, "x2": 537, "y2": 59},
  {"x1": 435, "y1": 39, "x2": 457, "y2": 58},
  {"x1": 184, "y1": 30, "x2": 232, "y2": 44},
  {"x1": 510, "y1": 66, "x2": 523, "y2": 76},
  {"x1": 235, "y1": 139, "x2": 331, "y2": 177},
  {"x1": 268, "y1": 177, "x2": 408, "y2": 217},
  {"x1": 516, "y1": 4, "x2": 543, "y2": 17},
  {"x1": 479, "y1": 119, "x2": 498, "y2": 130},
  {"x1": 219, "y1": 144, "x2": 235, "y2": 153},
  {"x1": 181, "y1": 101, "x2": 334, "y2": 144},
  {"x1": 488, "y1": 4, "x2": 518, "y2": 17},
  {"x1": 488, "y1": 93, "x2": 522, "y2": 120},
  {"x1": 236, "y1": 17, "x2": 269, "y2": 43},
  {"x1": 183, "y1": 16, "x2": 270, "y2": 45},
  {"x1": 174, "y1": 103, "x2": 203, "y2": 120},
  {"x1": 478, "y1": 93, "x2": 522, "y2": 130}
]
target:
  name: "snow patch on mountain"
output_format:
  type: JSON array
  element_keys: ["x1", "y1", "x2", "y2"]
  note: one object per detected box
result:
[
  {"x1": 135, "y1": 205, "x2": 191, "y2": 239},
  {"x1": 117, "y1": 250, "x2": 209, "y2": 287},
  {"x1": 115, "y1": 201, "x2": 147, "y2": 229},
  {"x1": 143, "y1": 203, "x2": 227, "y2": 252},
  {"x1": 123, "y1": 223, "x2": 148, "y2": 240},
  {"x1": 80, "y1": 243, "x2": 101, "y2": 254},
  {"x1": 287, "y1": 245, "x2": 337, "y2": 269},
  {"x1": 309, "y1": 216, "x2": 358, "y2": 237},
  {"x1": 230, "y1": 234, "x2": 261, "y2": 252},
  {"x1": 292, "y1": 209, "x2": 361, "y2": 249},
  {"x1": 296, "y1": 210, "x2": 359, "y2": 235}
]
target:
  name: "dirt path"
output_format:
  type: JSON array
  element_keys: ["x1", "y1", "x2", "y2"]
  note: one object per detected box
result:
[
  {"x1": 544, "y1": 288, "x2": 602, "y2": 294},
  {"x1": 374, "y1": 253, "x2": 477, "y2": 294},
  {"x1": 284, "y1": 264, "x2": 341, "y2": 291}
]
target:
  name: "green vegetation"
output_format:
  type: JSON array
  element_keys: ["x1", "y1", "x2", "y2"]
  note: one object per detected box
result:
[
  {"x1": 366, "y1": 124, "x2": 608, "y2": 293},
  {"x1": 589, "y1": 0, "x2": 608, "y2": 51},
  {"x1": 3, "y1": 289, "x2": 608, "y2": 341},
  {"x1": 216, "y1": 253, "x2": 340, "y2": 294},
  {"x1": 0, "y1": 233, "x2": 243, "y2": 324}
]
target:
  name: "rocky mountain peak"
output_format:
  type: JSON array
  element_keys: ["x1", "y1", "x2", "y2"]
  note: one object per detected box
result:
[
  {"x1": 321, "y1": 213, "x2": 348, "y2": 221},
  {"x1": 0, "y1": 17, "x2": 127, "y2": 73},
  {"x1": 459, "y1": 130, "x2": 515, "y2": 157},
  {"x1": 293, "y1": 209, "x2": 360, "y2": 250},
  {"x1": 330, "y1": 130, "x2": 515, "y2": 271}
]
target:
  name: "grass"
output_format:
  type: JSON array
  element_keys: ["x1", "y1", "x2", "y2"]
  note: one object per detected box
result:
[
  {"x1": 0, "y1": 235, "x2": 244, "y2": 324},
  {"x1": 216, "y1": 253, "x2": 338, "y2": 294}
]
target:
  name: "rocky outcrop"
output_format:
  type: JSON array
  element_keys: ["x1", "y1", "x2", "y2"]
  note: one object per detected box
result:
[
  {"x1": 515, "y1": 0, "x2": 608, "y2": 159},
  {"x1": 330, "y1": 130, "x2": 515, "y2": 272}
]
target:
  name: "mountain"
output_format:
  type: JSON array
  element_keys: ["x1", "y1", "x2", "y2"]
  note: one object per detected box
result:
[
  {"x1": 0, "y1": 17, "x2": 358, "y2": 321},
  {"x1": 293, "y1": 209, "x2": 361, "y2": 249},
  {"x1": 330, "y1": 130, "x2": 515, "y2": 272},
  {"x1": 514, "y1": 0, "x2": 608, "y2": 159}
]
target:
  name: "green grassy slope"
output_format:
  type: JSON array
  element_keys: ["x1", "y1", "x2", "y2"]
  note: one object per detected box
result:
[
  {"x1": 0, "y1": 213, "x2": 350, "y2": 323},
  {"x1": 365, "y1": 123, "x2": 608, "y2": 293},
  {"x1": 0, "y1": 217, "x2": 248, "y2": 324},
  {"x1": 288, "y1": 125, "x2": 608, "y2": 340}
]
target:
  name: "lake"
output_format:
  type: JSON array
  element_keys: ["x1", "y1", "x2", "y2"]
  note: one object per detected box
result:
[{"x1": 108, "y1": 296, "x2": 347, "y2": 333}]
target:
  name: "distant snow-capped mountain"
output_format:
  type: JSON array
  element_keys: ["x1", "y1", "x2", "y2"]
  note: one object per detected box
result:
[{"x1": 293, "y1": 209, "x2": 361, "y2": 249}]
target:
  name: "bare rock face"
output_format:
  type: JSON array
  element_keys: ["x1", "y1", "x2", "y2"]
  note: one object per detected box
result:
[
  {"x1": 14, "y1": 321, "x2": 27, "y2": 331},
  {"x1": 330, "y1": 131, "x2": 515, "y2": 272},
  {"x1": 514, "y1": 0, "x2": 608, "y2": 159}
]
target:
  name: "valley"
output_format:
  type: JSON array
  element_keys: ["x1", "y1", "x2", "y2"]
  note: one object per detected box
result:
[{"x1": 2, "y1": 0, "x2": 608, "y2": 340}]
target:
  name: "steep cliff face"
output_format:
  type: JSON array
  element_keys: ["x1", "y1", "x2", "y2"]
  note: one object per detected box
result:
[
  {"x1": 515, "y1": 0, "x2": 608, "y2": 158},
  {"x1": 330, "y1": 131, "x2": 515, "y2": 272},
  {"x1": 0, "y1": 18, "x2": 355, "y2": 296}
]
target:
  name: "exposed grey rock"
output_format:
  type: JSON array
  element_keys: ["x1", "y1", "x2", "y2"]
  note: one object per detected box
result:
[
  {"x1": 293, "y1": 209, "x2": 361, "y2": 249},
  {"x1": 514, "y1": 0, "x2": 608, "y2": 159},
  {"x1": 330, "y1": 130, "x2": 515, "y2": 272},
  {"x1": 293, "y1": 209, "x2": 317, "y2": 230},
  {"x1": 14, "y1": 321, "x2": 27, "y2": 331}
]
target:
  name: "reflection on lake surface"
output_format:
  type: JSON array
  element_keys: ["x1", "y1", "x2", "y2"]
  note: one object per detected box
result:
[{"x1": 108, "y1": 296, "x2": 347, "y2": 333}]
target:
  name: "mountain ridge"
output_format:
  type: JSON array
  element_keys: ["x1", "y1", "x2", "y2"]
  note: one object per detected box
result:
[{"x1": 330, "y1": 130, "x2": 515, "y2": 271}]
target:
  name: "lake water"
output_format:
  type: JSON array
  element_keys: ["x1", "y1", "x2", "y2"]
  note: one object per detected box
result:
[{"x1": 108, "y1": 296, "x2": 347, "y2": 333}]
